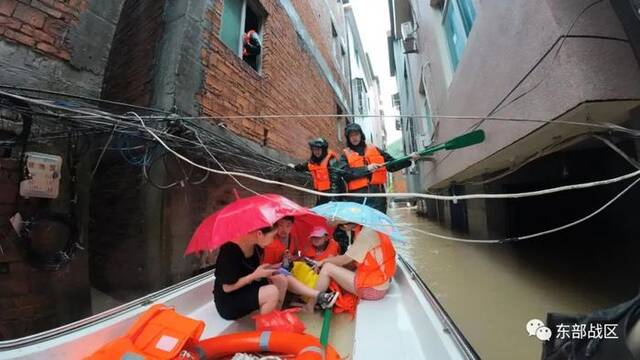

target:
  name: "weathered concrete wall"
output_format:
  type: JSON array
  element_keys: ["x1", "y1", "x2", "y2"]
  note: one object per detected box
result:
[
  {"x1": 399, "y1": 0, "x2": 640, "y2": 189},
  {"x1": 0, "y1": 0, "x2": 125, "y2": 96}
]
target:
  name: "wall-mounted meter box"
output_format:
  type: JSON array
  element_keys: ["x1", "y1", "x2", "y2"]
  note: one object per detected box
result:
[{"x1": 19, "y1": 152, "x2": 63, "y2": 199}]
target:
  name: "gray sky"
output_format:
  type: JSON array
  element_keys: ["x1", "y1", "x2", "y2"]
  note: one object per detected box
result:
[{"x1": 349, "y1": 0, "x2": 402, "y2": 144}]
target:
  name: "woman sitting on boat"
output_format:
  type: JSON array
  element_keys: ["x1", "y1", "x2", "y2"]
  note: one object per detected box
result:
[
  {"x1": 213, "y1": 225, "x2": 338, "y2": 320},
  {"x1": 307, "y1": 227, "x2": 396, "y2": 309}
]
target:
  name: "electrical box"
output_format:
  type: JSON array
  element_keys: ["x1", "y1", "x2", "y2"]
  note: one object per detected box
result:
[{"x1": 19, "y1": 152, "x2": 63, "y2": 199}]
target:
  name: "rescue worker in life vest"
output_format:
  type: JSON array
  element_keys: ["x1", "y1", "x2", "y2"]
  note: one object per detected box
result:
[
  {"x1": 288, "y1": 138, "x2": 341, "y2": 205},
  {"x1": 336, "y1": 123, "x2": 419, "y2": 214},
  {"x1": 242, "y1": 29, "x2": 261, "y2": 60}
]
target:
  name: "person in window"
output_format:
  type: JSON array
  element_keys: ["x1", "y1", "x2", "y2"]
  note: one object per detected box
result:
[
  {"x1": 242, "y1": 29, "x2": 261, "y2": 60},
  {"x1": 288, "y1": 138, "x2": 341, "y2": 205},
  {"x1": 213, "y1": 226, "x2": 338, "y2": 320},
  {"x1": 336, "y1": 122, "x2": 420, "y2": 214}
]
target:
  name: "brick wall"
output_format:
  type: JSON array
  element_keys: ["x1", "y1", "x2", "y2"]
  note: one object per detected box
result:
[
  {"x1": 201, "y1": 0, "x2": 347, "y2": 161},
  {"x1": 101, "y1": 0, "x2": 165, "y2": 107},
  {"x1": 0, "y1": 0, "x2": 87, "y2": 61},
  {"x1": 292, "y1": 0, "x2": 349, "y2": 94}
]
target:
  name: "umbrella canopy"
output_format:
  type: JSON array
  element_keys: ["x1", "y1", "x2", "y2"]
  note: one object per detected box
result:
[
  {"x1": 310, "y1": 202, "x2": 404, "y2": 241},
  {"x1": 185, "y1": 194, "x2": 326, "y2": 255}
]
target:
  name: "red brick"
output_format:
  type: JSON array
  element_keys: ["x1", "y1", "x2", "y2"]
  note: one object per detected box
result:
[
  {"x1": 32, "y1": 28, "x2": 53, "y2": 43},
  {"x1": 3, "y1": 28, "x2": 35, "y2": 47},
  {"x1": 0, "y1": 15, "x2": 23, "y2": 30},
  {"x1": 0, "y1": 0, "x2": 17, "y2": 16},
  {"x1": 35, "y1": 41, "x2": 57, "y2": 54},
  {"x1": 13, "y1": 3, "x2": 46, "y2": 28},
  {"x1": 20, "y1": 23, "x2": 33, "y2": 36},
  {"x1": 31, "y1": 0, "x2": 63, "y2": 19},
  {"x1": 57, "y1": 48, "x2": 69, "y2": 60}
]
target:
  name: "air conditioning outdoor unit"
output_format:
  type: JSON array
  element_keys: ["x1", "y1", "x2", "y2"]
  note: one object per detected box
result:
[{"x1": 401, "y1": 22, "x2": 418, "y2": 53}]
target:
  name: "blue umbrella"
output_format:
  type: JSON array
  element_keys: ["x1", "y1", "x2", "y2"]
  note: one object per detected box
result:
[{"x1": 310, "y1": 202, "x2": 405, "y2": 241}]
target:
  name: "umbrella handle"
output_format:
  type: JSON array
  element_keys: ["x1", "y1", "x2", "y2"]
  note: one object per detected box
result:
[{"x1": 232, "y1": 188, "x2": 241, "y2": 200}]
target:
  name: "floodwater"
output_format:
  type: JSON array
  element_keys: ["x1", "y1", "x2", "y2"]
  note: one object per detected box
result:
[{"x1": 388, "y1": 207, "x2": 630, "y2": 360}]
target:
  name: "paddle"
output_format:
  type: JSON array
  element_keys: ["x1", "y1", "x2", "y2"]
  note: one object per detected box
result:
[
  {"x1": 319, "y1": 308, "x2": 332, "y2": 357},
  {"x1": 382, "y1": 129, "x2": 486, "y2": 167}
]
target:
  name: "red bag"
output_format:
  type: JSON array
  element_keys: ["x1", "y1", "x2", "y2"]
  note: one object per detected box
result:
[{"x1": 253, "y1": 308, "x2": 306, "y2": 333}]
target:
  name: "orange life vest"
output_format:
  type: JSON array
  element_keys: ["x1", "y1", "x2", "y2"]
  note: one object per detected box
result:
[
  {"x1": 301, "y1": 238, "x2": 339, "y2": 261},
  {"x1": 354, "y1": 233, "x2": 396, "y2": 289},
  {"x1": 307, "y1": 150, "x2": 336, "y2": 191},
  {"x1": 262, "y1": 234, "x2": 298, "y2": 264},
  {"x1": 87, "y1": 304, "x2": 205, "y2": 360},
  {"x1": 343, "y1": 145, "x2": 387, "y2": 191}
]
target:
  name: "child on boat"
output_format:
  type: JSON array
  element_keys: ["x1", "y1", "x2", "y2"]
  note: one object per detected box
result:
[
  {"x1": 262, "y1": 216, "x2": 300, "y2": 268},
  {"x1": 306, "y1": 227, "x2": 396, "y2": 310},
  {"x1": 213, "y1": 225, "x2": 338, "y2": 320},
  {"x1": 302, "y1": 227, "x2": 339, "y2": 261}
]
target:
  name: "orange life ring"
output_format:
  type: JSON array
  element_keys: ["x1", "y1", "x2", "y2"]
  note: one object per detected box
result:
[{"x1": 189, "y1": 331, "x2": 341, "y2": 360}]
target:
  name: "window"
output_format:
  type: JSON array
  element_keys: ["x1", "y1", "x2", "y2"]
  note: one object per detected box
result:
[
  {"x1": 331, "y1": 22, "x2": 340, "y2": 61},
  {"x1": 341, "y1": 44, "x2": 348, "y2": 79},
  {"x1": 443, "y1": 0, "x2": 475, "y2": 70},
  {"x1": 392, "y1": 93, "x2": 401, "y2": 110},
  {"x1": 220, "y1": 0, "x2": 266, "y2": 71},
  {"x1": 354, "y1": 78, "x2": 367, "y2": 115},
  {"x1": 419, "y1": 70, "x2": 434, "y2": 142}
]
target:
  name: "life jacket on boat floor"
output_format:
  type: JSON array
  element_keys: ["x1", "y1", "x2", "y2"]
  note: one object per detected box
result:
[
  {"x1": 86, "y1": 304, "x2": 204, "y2": 360},
  {"x1": 196, "y1": 331, "x2": 341, "y2": 360}
]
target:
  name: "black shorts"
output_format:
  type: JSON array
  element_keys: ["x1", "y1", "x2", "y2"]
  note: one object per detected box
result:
[{"x1": 214, "y1": 279, "x2": 269, "y2": 320}]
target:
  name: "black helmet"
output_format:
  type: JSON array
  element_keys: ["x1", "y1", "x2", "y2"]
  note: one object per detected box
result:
[
  {"x1": 308, "y1": 138, "x2": 329, "y2": 149},
  {"x1": 344, "y1": 122, "x2": 365, "y2": 142}
]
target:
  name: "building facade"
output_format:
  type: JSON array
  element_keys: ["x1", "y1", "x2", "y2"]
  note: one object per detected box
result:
[
  {"x1": 389, "y1": 0, "x2": 640, "y2": 237},
  {"x1": 345, "y1": 5, "x2": 386, "y2": 149},
  {"x1": 0, "y1": 0, "x2": 359, "y2": 339}
]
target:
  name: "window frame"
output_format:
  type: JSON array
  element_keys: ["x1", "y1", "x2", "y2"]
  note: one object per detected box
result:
[
  {"x1": 219, "y1": 0, "x2": 266, "y2": 72},
  {"x1": 442, "y1": 0, "x2": 475, "y2": 70}
]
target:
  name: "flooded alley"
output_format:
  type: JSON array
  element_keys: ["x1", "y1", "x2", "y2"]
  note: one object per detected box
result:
[{"x1": 389, "y1": 206, "x2": 637, "y2": 360}]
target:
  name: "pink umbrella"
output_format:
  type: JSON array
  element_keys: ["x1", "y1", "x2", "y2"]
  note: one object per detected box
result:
[{"x1": 185, "y1": 194, "x2": 326, "y2": 255}]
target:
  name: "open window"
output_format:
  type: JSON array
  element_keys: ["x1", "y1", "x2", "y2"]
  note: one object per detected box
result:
[{"x1": 219, "y1": 0, "x2": 266, "y2": 72}]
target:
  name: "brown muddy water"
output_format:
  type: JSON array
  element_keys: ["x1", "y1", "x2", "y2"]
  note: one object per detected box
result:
[{"x1": 388, "y1": 207, "x2": 631, "y2": 360}]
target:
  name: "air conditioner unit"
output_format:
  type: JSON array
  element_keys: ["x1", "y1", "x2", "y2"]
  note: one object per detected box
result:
[{"x1": 401, "y1": 22, "x2": 418, "y2": 54}]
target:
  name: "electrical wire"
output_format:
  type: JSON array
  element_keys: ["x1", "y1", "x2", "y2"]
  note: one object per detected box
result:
[
  {"x1": 5, "y1": 91, "x2": 640, "y2": 244},
  {"x1": 5, "y1": 90, "x2": 640, "y2": 202},
  {"x1": 132, "y1": 111, "x2": 640, "y2": 201}
]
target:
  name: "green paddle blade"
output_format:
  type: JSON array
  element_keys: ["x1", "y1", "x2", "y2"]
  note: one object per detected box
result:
[{"x1": 443, "y1": 129, "x2": 485, "y2": 150}]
